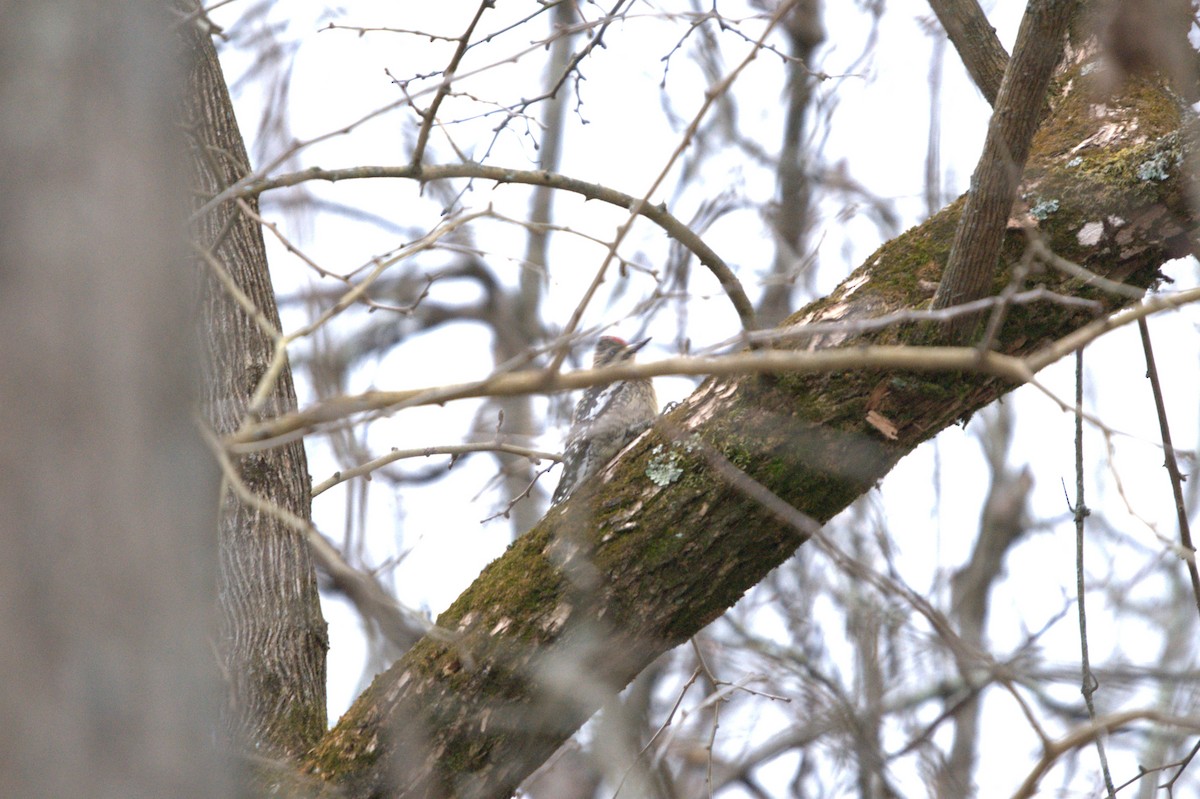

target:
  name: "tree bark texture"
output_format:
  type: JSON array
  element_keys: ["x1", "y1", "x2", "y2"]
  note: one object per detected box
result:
[
  {"x1": 304, "y1": 52, "x2": 1194, "y2": 798},
  {"x1": 932, "y1": 0, "x2": 1080, "y2": 330},
  {"x1": 181, "y1": 22, "x2": 329, "y2": 758},
  {"x1": 927, "y1": 0, "x2": 1010, "y2": 105},
  {"x1": 0, "y1": 4, "x2": 226, "y2": 797}
]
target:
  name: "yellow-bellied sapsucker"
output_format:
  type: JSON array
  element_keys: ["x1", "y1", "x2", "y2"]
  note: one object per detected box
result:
[{"x1": 552, "y1": 336, "x2": 658, "y2": 505}]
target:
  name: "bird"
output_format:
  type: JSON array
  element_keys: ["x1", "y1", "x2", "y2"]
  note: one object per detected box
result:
[{"x1": 552, "y1": 336, "x2": 658, "y2": 505}]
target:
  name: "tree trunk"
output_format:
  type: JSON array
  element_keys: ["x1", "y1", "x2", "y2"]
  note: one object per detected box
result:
[
  {"x1": 181, "y1": 19, "x2": 328, "y2": 759},
  {"x1": 0, "y1": 3, "x2": 226, "y2": 797}
]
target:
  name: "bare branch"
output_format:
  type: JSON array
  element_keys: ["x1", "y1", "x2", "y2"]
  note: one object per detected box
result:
[
  {"x1": 1137, "y1": 319, "x2": 1200, "y2": 619},
  {"x1": 227, "y1": 278, "x2": 1200, "y2": 450},
  {"x1": 313, "y1": 442, "x2": 559, "y2": 497},
  {"x1": 410, "y1": 1, "x2": 492, "y2": 168},
  {"x1": 1072, "y1": 349, "x2": 1117, "y2": 798},
  {"x1": 226, "y1": 344, "x2": 1039, "y2": 449},
  {"x1": 245, "y1": 162, "x2": 758, "y2": 336},
  {"x1": 202, "y1": 425, "x2": 440, "y2": 652},
  {"x1": 542, "y1": 0, "x2": 799, "y2": 365},
  {"x1": 1009, "y1": 710, "x2": 1200, "y2": 799},
  {"x1": 927, "y1": 0, "x2": 1010, "y2": 105},
  {"x1": 932, "y1": 0, "x2": 1079, "y2": 335}
]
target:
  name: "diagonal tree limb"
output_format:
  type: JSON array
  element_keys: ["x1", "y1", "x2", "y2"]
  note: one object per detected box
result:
[
  {"x1": 302, "y1": 54, "x2": 1194, "y2": 798},
  {"x1": 927, "y1": 0, "x2": 1010, "y2": 105}
]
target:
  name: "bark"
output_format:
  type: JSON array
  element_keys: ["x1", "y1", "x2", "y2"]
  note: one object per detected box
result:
[
  {"x1": 932, "y1": 0, "x2": 1079, "y2": 335},
  {"x1": 181, "y1": 20, "x2": 328, "y2": 758},
  {"x1": 0, "y1": 3, "x2": 226, "y2": 797},
  {"x1": 927, "y1": 0, "x2": 1010, "y2": 105},
  {"x1": 304, "y1": 50, "x2": 1194, "y2": 798}
]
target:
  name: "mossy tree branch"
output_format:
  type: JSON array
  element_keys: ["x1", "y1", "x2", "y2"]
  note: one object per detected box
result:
[{"x1": 302, "y1": 55, "x2": 1195, "y2": 799}]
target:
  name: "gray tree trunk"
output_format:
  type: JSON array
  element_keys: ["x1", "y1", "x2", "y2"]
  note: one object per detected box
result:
[
  {"x1": 0, "y1": 3, "x2": 227, "y2": 797},
  {"x1": 181, "y1": 19, "x2": 329, "y2": 759}
]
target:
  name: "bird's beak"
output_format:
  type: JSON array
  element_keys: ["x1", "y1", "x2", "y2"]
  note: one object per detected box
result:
[{"x1": 626, "y1": 337, "x2": 651, "y2": 355}]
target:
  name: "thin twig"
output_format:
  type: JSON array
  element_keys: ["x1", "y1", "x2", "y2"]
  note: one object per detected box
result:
[
  {"x1": 480, "y1": 462, "x2": 559, "y2": 523},
  {"x1": 543, "y1": 0, "x2": 794, "y2": 366},
  {"x1": 734, "y1": 285, "x2": 1103, "y2": 351},
  {"x1": 1025, "y1": 286, "x2": 1200, "y2": 373},
  {"x1": 706, "y1": 696, "x2": 720, "y2": 799},
  {"x1": 977, "y1": 239, "x2": 1038, "y2": 352},
  {"x1": 190, "y1": 240, "x2": 282, "y2": 341},
  {"x1": 1072, "y1": 348, "x2": 1116, "y2": 798},
  {"x1": 1030, "y1": 236, "x2": 1147, "y2": 300},
  {"x1": 238, "y1": 209, "x2": 487, "y2": 423},
  {"x1": 611, "y1": 667, "x2": 703, "y2": 799},
  {"x1": 1161, "y1": 737, "x2": 1200, "y2": 793},
  {"x1": 244, "y1": 161, "x2": 758, "y2": 337},
  {"x1": 1137, "y1": 318, "x2": 1200, "y2": 619},
  {"x1": 236, "y1": 197, "x2": 336, "y2": 279},
  {"x1": 410, "y1": 0, "x2": 492, "y2": 168},
  {"x1": 312, "y1": 441, "x2": 559, "y2": 497},
  {"x1": 1009, "y1": 710, "x2": 1200, "y2": 799},
  {"x1": 199, "y1": 423, "x2": 446, "y2": 650}
]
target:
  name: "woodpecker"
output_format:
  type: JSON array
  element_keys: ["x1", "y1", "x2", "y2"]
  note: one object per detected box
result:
[{"x1": 552, "y1": 336, "x2": 658, "y2": 504}]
